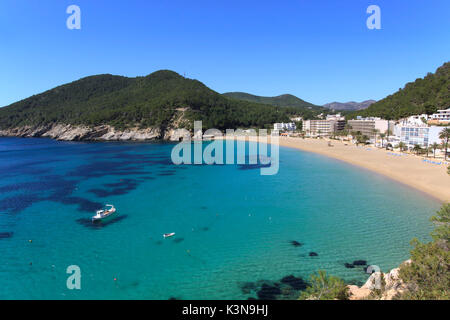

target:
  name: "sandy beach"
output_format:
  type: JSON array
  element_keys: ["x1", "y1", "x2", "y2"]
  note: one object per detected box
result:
[{"x1": 222, "y1": 136, "x2": 450, "y2": 203}]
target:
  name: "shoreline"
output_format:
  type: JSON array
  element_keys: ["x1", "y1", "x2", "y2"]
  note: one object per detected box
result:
[
  {"x1": 220, "y1": 136, "x2": 450, "y2": 203},
  {"x1": 2, "y1": 134, "x2": 448, "y2": 203}
]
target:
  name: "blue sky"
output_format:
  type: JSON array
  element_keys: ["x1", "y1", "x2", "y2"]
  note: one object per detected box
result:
[{"x1": 0, "y1": 0, "x2": 449, "y2": 106}]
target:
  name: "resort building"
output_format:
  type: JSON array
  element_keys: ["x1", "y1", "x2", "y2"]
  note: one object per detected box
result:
[
  {"x1": 399, "y1": 114, "x2": 429, "y2": 126},
  {"x1": 347, "y1": 117, "x2": 390, "y2": 140},
  {"x1": 393, "y1": 124, "x2": 445, "y2": 148},
  {"x1": 303, "y1": 120, "x2": 331, "y2": 137},
  {"x1": 290, "y1": 116, "x2": 303, "y2": 122},
  {"x1": 428, "y1": 108, "x2": 450, "y2": 125},
  {"x1": 395, "y1": 125, "x2": 430, "y2": 148},
  {"x1": 326, "y1": 113, "x2": 345, "y2": 121},
  {"x1": 273, "y1": 122, "x2": 296, "y2": 131},
  {"x1": 326, "y1": 113, "x2": 346, "y2": 131},
  {"x1": 303, "y1": 118, "x2": 346, "y2": 137}
]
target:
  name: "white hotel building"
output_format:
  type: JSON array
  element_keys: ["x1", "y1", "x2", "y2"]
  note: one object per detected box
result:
[
  {"x1": 273, "y1": 122, "x2": 296, "y2": 131},
  {"x1": 429, "y1": 108, "x2": 450, "y2": 125},
  {"x1": 394, "y1": 116, "x2": 447, "y2": 148},
  {"x1": 302, "y1": 114, "x2": 346, "y2": 137}
]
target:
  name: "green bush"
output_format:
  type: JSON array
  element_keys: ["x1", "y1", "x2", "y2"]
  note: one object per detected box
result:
[
  {"x1": 398, "y1": 204, "x2": 450, "y2": 300},
  {"x1": 299, "y1": 270, "x2": 349, "y2": 300}
]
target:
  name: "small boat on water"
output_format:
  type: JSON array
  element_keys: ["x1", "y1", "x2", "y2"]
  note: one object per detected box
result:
[
  {"x1": 92, "y1": 204, "x2": 116, "y2": 222},
  {"x1": 163, "y1": 232, "x2": 175, "y2": 238}
]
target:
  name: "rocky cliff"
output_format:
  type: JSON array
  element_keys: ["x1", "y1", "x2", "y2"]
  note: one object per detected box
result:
[
  {"x1": 0, "y1": 124, "x2": 186, "y2": 141},
  {"x1": 348, "y1": 260, "x2": 411, "y2": 300}
]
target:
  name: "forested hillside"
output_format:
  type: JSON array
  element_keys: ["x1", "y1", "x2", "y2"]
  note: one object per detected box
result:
[
  {"x1": 351, "y1": 62, "x2": 449, "y2": 119},
  {"x1": 0, "y1": 70, "x2": 291, "y2": 131},
  {"x1": 223, "y1": 92, "x2": 326, "y2": 119}
]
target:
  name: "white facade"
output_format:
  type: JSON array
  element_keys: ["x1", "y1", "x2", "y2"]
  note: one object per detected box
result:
[
  {"x1": 394, "y1": 124, "x2": 447, "y2": 148},
  {"x1": 429, "y1": 126, "x2": 448, "y2": 145},
  {"x1": 374, "y1": 119, "x2": 389, "y2": 134},
  {"x1": 347, "y1": 118, "x2": 390, "y2": 141},
  {"x1": 303, "y1": 119, "x2": 344, "y2": 137},
  {"x1": 326, "y1": 113, "x2": 345, "y2": 121},
  {"x1": 396, "y1": 125, "x2": 430, "y2": 148},
  {"x1": 430, "y1": 108, "x2": 450, "y2": 123},
  {"x1": 274, "y1": 122, "x2": 296, "y2": 131},
  {"x1": 399, "y1": 114, "x2": 429, "y2": 126},
  {"x1": 352, "y1": 117, "x2": 389, "y2": 133}
]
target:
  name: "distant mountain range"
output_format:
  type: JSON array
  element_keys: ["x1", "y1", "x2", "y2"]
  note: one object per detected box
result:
[
  {"x1": 323, "y1": 100, "x2": 376, "y2": 111},
  {"x1": 223, "y1": 92, "x2": 317, "y2": 109},
  {"x1": 222, "y1": 92, "x2": 327, "y2": 118}
]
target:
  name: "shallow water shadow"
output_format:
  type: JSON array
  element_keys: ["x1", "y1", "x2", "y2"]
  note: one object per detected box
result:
[
  {"x1": 0, "y1": 174, "x2": 105, "y2": 214},
  {"x1": 257, "y1": 283, "x2": 282, "y2": 300},
  {"x1": 59, "y1": 196, "x2": 103, "y2": 212},
  {"x1": 280, "y1": 275, "x2": 308, "y2": 291},
  {"x1": 68, "y1": 161, "x2": 149, "y2": 179},
  {"x1": 139, "y1": 176, "x2": 155, "y2": 181},
  {"x1": 76, "y1": 214, "x2": 128, "y2": 229},
  {"x1": 238, "y1": 163, "x2": 271, "y2": 170},
  {"x1": 0, "y1": 160, "x2": 53, "y2": 178},
  {"x1": 240, "y1": 275, "x2": 309, "y2": 300},
  {"x1": 0, "y1": 194, "x2": 42, "y2": 214},
  {"x1": 157, "y1": 172, "x2": 175, "y2": 176},
  {"x1": 89, "y1": 179, "x2": 139, "y2": 198},
  {"x1": 344, "y1": 260, "x2": 368, "y2": 269},
  {"x1": 344, "y1": 263, "x2": 355, "y2": 269},
  {"x1": 0, "y1": 232, "x2": 13, "y2": 239},
  {"x1": 290, "y1": 240, "x2": 303, "y2": 247}
]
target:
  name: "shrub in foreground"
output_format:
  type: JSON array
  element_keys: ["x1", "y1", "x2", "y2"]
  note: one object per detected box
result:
[{"x1": 299, "y1": 270, "x2": 349, "y2": 300}]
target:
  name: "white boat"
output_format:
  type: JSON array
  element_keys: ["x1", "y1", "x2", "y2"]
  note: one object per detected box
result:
[
  {"x1": 163, "y1": 232, "x2": 175, "y2": 238},
  {"x1": 92, "y1": 205, "x2": 116, "y2": 222}
]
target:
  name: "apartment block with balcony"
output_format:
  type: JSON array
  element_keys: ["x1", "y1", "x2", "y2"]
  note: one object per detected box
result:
[
  {"x1": 428, "y1": 108, "x2": 450, "y2": 125},
  {"x1": 273, "y1": 122, "x2": 296, "y2": 131},
  {"x1": 303, "y1": 119, "x2": 346, "y2": 137},
  {"x1": 347, "y1": 117, "x2": 390, "y2": 139},
  {"x1": 393, "y1": 124, "x2": 446, "y2": 148}
]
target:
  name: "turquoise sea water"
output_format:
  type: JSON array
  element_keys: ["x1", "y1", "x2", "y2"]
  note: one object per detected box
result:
[{"x1": 0, "y1": 137, "x2": 440, "y2": 299}]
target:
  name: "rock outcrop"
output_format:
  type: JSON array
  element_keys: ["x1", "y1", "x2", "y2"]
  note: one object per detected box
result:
[
  {"x1": 0, "y1": 124, "x2": 171, "y2": 141},
  {"x1": 164, "y1": 128, "x2": 192, "y2": 142},
  {"x1": 348, "y1": 260, "x2": 411, "y2": 300}
]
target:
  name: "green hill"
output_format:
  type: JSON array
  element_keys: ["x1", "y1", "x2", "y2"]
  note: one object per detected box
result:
[
  {"x1": 223, "y1": 92, "x2": 317, "y2": 108},
  {"x1": 0, "y1": 70, "x2": 291, "y2": 131},
  {"x1": 352, "y1": 62, "x2": 450, "y2": 120},
  {"x1": 223, "y1": 92, "x2": 325, "y2": 118}
]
